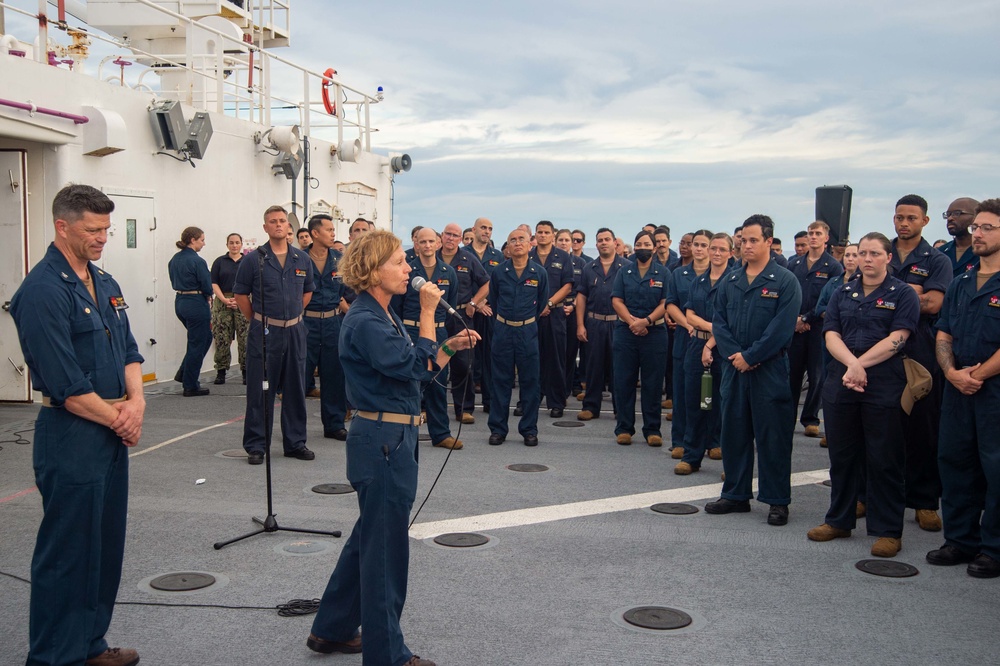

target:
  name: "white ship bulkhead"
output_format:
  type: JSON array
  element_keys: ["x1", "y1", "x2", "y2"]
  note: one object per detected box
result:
[{"x1": 0, "y1": 0, "x2": 404, "y2": 401}]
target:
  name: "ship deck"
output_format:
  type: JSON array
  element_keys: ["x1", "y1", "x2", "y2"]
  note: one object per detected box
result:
[{"x1": 0, "y1": 375, "x2": 995, "y2": 665}]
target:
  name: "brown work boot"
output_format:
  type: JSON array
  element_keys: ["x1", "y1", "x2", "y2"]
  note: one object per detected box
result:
[
  {"x1": 819, "y1": 436, "x2": 828, "y2": 448},
  {"x1": 433, "y1": 437, "x2": 463, "y2": 450},
  {"x1": 807, "y1": 523, "x2": 851, "y2": 542},
  {"x1": 403, "y1": 656, "x2": 436, "y2": 666},
  {"x1": 307, "y1": 633, "x2": 362, "y2": 654},
  {"x1": 804, "y1": 425, "x2": 821, "y2": 437},
  {"x1": 665, "y1": 412, "x2": 672, "y2": 421},
  {"x1": 707, "y1": 447, "x2": 722, "y2": 460},
  {"x1": 856, "y1": 501, "x2": 867, "y2": 518},
  {"x1": 646, "y1": 435, "x2": 663, "y2": 447},
  {"x1": 307, "y1": 388, "x2": 321, "y2": 398},
  {"x1": 616, "y1": 433, "x2": 632, "y2": 445},
  {"x1": 915, "y1": 509, "x2": 942, "y2": 532},
  {"x1": 871, "y1": 537, "x2": 902, "y2": 557},
  {"x1": 661, "y1": 398, "x2": 673, "y2": 409},
  {"x1": 85, "y1": 648, "x2": 139, "y2": 666},
  {"x1": 671, "y1": 446, "x2": 684, "y2": 459},
  {"x1": 577, "y1": 410, "x2": 595, "y2": 421},
  {"x1": 460, "y1": 413, "x2": 475, "y2": 424},
  {"x1": 576, "y1": 391, "x2": 586, "y2": 401},
  {"x1": 674, "y1": 461, "x2": 698, "y2": 475}
]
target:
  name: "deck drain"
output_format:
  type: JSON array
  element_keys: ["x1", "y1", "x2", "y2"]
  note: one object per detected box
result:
[
  {"x1": 553, "y1": 421, "x2": 584, "y2": 427},
  {"x1": 623, "y1": 606, "x2": 692, "y2": 630},
  {"x1": 283, "y1": 540, "x2": 328, "y2": 554},
  {"x1": 855, "y1": 560, "x2": 919, "y2": 578},
  {"x1": 507, "y1": 463, "x2": 549, "y2": 472},
  {"x1": 312, "y1": 483, "x2": 354, "y2": 495},
  {"x1": 433, "y1": 533, "x2": 490, "y2": 548},
  {"x1": 220, "y1": 449, "x2": 248, "y2": 458},
  {"x1": 651, "y1": 503, "x2": 699, "y2": 515},
  {"x1": 150, "y1": 572, "x2": 216, "y2": 592}
]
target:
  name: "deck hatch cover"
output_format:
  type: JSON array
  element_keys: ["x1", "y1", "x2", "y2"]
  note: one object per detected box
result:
[
  {"x1": 623, "y1": 606, "x2": 693, "y2": 630},
  {"x1": 149, "y1": 572, "x2": 216, "y2": 591}
]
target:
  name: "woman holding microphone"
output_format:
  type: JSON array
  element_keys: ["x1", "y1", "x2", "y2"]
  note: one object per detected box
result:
[{"x1": 307, "y1": 230, "x2": 478, "y2": 666}]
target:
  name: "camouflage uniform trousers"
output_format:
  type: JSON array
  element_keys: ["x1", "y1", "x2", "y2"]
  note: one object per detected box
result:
[{"x1": 212, "y1": 296, "x2": 248, "y2": 372}]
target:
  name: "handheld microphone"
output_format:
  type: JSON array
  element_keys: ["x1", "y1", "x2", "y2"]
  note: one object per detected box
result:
[{"x1": 410, "y1": 275, "x2": 460, "y2": 317}]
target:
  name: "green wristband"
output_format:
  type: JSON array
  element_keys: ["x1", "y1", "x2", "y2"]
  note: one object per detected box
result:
[{"x1": 441, "y1": 343, "x2": 456, "y2": 357}]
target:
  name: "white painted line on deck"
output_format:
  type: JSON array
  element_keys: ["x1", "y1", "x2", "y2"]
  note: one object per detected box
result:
[
  {"x1": 128, "y1": 415, "x2": 244, "y2": 458},
  {"x1": 408, "y1": 468, "x2": 831, "y2": 539}
]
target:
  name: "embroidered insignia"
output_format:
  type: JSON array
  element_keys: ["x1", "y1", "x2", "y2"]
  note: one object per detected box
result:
[
  {"x1": 109, "y1": 296, "x2": 128, "y2": 310},
  {"x1": 650, "y1": 280, "x2": 663, "y2": 288},
  {"x1": 457, "y1": 265, "x2": 469, "y2": 272},
  {"x1": 437, "y1": 279, "x2": 451, "y2": 286},
  {"x1": 295, "y1": 269, "x2": 307, "y2": 277},
  {"x1": 525, "y1": 279, "x2": 539, "y2": 288},
  {"x1": 875, "y1": 299, "x2": 896, "y2": 310},
  {"x1": 815, "y1": 272, "x2": 829, "y2": 279},
  {"x1": 989, "y1": 295, "x2": 1000, "y2": 308},
  {"x1": 760, "y1": 288, "x2": 779, "y2": 299},
  {"x1": 909, "y1": 265, "x2": 929, "y2": 277}
]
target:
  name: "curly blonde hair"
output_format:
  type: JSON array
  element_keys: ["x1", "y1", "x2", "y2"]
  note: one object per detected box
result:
[{"x1": 340, "y1": 229, "x2": 401, "y2": 293}]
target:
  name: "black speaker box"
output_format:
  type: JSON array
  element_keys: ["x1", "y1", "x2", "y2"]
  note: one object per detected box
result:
[{"x1": 815, "y1": 185, "x2": 852, "y2": 246}]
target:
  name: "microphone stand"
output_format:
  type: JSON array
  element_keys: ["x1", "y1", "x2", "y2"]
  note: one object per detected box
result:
[{"x1": 214, "y1": 243, "x2": 341, "y2": 550}]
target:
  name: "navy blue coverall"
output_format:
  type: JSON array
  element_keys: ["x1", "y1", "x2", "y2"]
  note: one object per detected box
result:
[
  {"x1": 786, "y1": 251, "x2": 843, "y2": 429},
  {"x1": 612, "y1": 261, "x2": 670, "y2": 439},
  {"x1": 666, "y1": 265, "x2": 698, "y2": 449},
  {"x1": 565, "y1": 253, "x2": 587, "y2": 396},
  {"x1": 441, "y1": 247, "x2": 488, "y2": 418},
  {"x1": 234, "y1": 245, "x2": 314, "y2": 455},
  {"x1": 11, "y1": 244, "x2": 144, "y2": 666},
  {"x1": 471, "y1": 244, "x2": 504, "y2": 411},
  {"x1": 939, "y1": 239, "x2": 979, "y2": 278},
  {"x1": 168, "y1": 246, "x2": 213, "y2": 390},
  {"x1": 488, "y1": 259, "x2": 548, "y2": 439},
  {"x1": 889, "y1": 238, "x2": 952, "y2": 510},
  {"x1": 821, "y1": 276, "x2": 919, "y2": 537},
  {"x1": 392, "y1": 258, "x2": 458, "y2": 445},
  {"x1": 577, "y1": 257, "x2": 624, "y2": 417},
  {"x1": 529, "y1": 246, "x2": 574, "y2": 411},
  {"x1": 712, "y1": 259, "x2": 802, "y2": 506},
  {"x1": 681, "y1": 267, "x2": 730, "y2": 467},
  {"x1": 936, "y1": 270, "x2": 1000, "y2": 561},
  {"x1": 311, "y1": 291, "x2": 441, "y2": 666},
  {"x1": 304, "y1": 246, "x2": 347, "y2": 436}
]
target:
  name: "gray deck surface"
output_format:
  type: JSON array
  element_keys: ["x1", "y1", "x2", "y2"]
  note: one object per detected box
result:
[{"x1": 1, "y1": 375, "x2": 996, "y2": 665}]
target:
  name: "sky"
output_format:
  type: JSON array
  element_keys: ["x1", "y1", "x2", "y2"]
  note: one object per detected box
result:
[
  {"x1": 282, "y1": 0, "x2": 999, "y2": 249},
  {"x1": 8, "y1": 1, "x2": 999, "y2": 251}
]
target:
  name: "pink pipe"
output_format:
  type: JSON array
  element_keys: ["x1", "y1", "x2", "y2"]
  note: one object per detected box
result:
[{"x1": 0, "y1": 98, "x2": 89, "y2": 124}]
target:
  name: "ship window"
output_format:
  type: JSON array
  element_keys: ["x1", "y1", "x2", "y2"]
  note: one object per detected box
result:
[{"x1": 127, "y1": 219, "x2": 137, "y2": 248}]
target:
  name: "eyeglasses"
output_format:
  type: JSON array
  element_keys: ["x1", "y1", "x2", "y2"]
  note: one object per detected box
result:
[
  {"x1": 969, "y1": 223, "x2": 1000, "y2": 233},
  {"x1": 572, "y1": 238, "x2": 584, "y2": 243},
  {"x1": 943, "y1": 210, "x2": 973, "y2": 219},
  {"x1": 508, "y1": 237, "x2": 528, "y2": 245}
]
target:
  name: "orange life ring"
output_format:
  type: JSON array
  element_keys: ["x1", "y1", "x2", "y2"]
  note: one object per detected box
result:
[{"x1": 321, "y1": 68, "x2": 338, "y2": 116}]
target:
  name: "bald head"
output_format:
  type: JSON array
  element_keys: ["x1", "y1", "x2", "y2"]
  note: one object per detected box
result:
[
  {"x1": 946, "y1": 197, "x2": 980, "y2": 238},
  {"x1": 441, "y1": 222, "x2": 463, "y2": 254},
  {"x1": 415, "y1": 226, "x2": 438, "y2": 258}
]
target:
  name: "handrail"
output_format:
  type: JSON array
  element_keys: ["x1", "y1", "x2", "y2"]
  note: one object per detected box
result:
[{"x1": 0, "y1": 96, "x2": 89, "y2": 123}]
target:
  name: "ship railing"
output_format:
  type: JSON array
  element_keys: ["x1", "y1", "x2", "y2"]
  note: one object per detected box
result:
[{"x1": 0, "y1": 0, "x2": 377, "y2": 148}]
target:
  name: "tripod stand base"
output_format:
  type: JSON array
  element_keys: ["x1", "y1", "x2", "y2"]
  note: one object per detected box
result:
[{"x1": 213, "y1": 515, "x2": 342, "y2": 550}]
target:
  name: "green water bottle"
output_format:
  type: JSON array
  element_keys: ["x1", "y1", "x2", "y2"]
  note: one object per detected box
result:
[{"x1": 700, "y1": 368, "x2": 713, "y2": 411}]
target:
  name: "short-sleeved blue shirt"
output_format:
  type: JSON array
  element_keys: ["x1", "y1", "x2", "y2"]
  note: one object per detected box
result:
[
  {"x1": 936, "y1": 270, "x2": 1000, "y2": 367},
  {"x1": 233, "y1": 244, "x2": 314, "y2": 319},
  {"x1": 305, "y1": 246, "x2": 345, "y2": 312},
  {"x1": 488, "y1": 259, "x2": 549, "y2": 321},
  {"x1": 611, "y1": 260, "x2": 670, "y2": 332},
  {"x1": 824, "y1": 275, "x2": 920, "y2": 353},
  {"x1": 889, "y1": 238, "x2": 953, "y2": 316},
  {"x1": 579, "y1": 257, "x2": 624, "y2": 316},
  {"x1": 11, "y1": 243, "x2": 143, "y2": 404}
]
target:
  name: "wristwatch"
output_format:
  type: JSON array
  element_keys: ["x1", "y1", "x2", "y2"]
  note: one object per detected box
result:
[{"x1": 547, "y1": 300, "x2": 554, "y2": 308}]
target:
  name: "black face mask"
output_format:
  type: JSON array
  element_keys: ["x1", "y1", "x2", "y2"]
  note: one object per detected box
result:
[{"x1": 633, "y1": 249, "x2": 653, "y2": 263}]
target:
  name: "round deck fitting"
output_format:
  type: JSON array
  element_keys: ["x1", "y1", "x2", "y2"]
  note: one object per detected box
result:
[
  {"x1": 854, "y1": 560, "x2": 919, "y2": 578},
  {"x1": 433, "y1": 532, "x2": 490, "y2": 548},
  {"x1": 552, "y1": 421, "x2": 585, "y2": 427},
  {"x1": 312, "y1": 483, "x2": 354, "y2": 495},
  {"x1": 651, "y1": 503, "x2": 699, "y2": 515},
  {"x1": 506, "y1": 463, "x2": 549, "y2": 472},
  {"x1": 149, "y1": 572, "x2": 216, "y2": 592},
  {"x1": 220, "y1": 449, "x2": 248, "y2": 458},
  {"x1": 623, "y1": 606, "x2": 693, "y2": 630}
]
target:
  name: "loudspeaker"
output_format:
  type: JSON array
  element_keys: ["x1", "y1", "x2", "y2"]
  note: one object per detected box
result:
[{"x1": 815, "y1": 185, "x2": 852, "y2": 246}]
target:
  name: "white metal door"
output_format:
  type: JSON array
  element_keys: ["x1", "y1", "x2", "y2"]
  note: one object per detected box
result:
[
  {"x1": 103, "y1": 191, "x2": 159, "y2": 382},
  {"x1": 0, "y1": 151, "x2": 29, "y2": 401}
]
